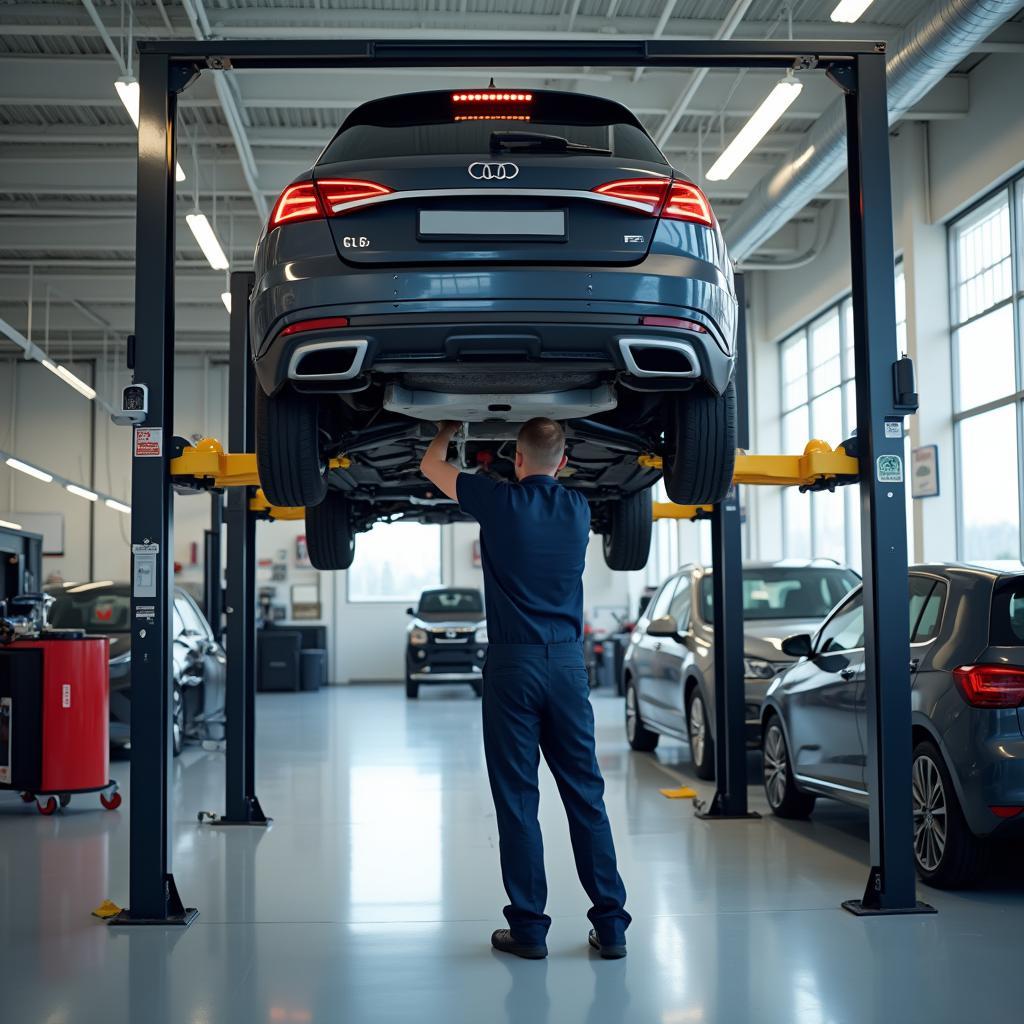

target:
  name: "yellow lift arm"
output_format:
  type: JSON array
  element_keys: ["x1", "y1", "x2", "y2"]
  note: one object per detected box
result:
[{"x1": 170, "y1": 437, "x2": 350, "y2": 490}]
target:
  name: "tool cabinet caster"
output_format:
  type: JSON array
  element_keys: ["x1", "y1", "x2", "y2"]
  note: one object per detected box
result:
[
  {"x1": 37, "y1": 796, "x2": 58, "y2": 815},
  {"x1": 100, "y1": 789, "x2": 122, "y2": 810}
]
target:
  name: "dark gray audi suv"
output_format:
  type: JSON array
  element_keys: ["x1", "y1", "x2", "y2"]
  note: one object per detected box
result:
[
  {"x1": 250, "y1": 88, "x2": 738, "y2": 572},
  {"x1": 761, "y1": 564, "x2": 1024, "y2": 888}
]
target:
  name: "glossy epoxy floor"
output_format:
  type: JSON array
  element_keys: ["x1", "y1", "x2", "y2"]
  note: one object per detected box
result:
[{"x1": 3, "y1": 686, "x2": 1024, "y2": 1024}]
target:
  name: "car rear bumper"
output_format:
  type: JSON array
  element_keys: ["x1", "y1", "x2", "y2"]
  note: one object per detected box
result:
[
  {"x1": 250, "y1": 256, "x2": 736, "y2": 399},
  {"x1": 949, "y1": 731, "x2": 1024, "y2": 837}
]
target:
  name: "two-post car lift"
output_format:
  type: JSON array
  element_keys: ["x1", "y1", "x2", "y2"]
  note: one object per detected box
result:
[{"x1": 116, "y1": 36, "x2": 929, "y2": 926}]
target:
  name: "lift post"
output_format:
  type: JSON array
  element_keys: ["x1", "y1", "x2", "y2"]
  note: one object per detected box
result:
[
  {"x1": 124, "y1": 36, "x2": 927, "y2": 925},
  {"x1": 203, "y1": 492, "x2": 224, "y2": 642}
]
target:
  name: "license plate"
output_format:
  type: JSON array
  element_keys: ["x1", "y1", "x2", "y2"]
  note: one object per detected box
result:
[{"x1": 418, "y1": 209, "x2": 566, "y2": 239}]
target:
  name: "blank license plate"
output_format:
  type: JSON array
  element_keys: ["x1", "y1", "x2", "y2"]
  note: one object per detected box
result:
[{"x1": 418, "y1": 209, "x2": 566, "y2": 238}]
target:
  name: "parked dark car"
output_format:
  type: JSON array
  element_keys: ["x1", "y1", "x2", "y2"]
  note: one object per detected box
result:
[
  {"x1": 761, "y1": 563, "x2": 1024, "y2": 887},
  {"x1": 250, "y1": 87, "x2": 738, "y2": 573},
  {"x1": 46, "y1": 582, "x2": 226, "y2": 756},
  {"x1": 623, "y1": 561, "x2": 859, "y2": 778},
  {"x1": 405, "y1": 587, "x2": 487, "y2": 699}
]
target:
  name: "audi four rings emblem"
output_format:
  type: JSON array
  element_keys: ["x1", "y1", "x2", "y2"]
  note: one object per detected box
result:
[{"x1": 468, "y1": 161, "x2": 519, "y2": 180}]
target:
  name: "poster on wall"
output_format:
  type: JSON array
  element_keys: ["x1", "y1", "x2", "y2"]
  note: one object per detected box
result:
[
  {"x1": 296, "y1": 534, "x2": 311, "y2": 568},
  {"x1": 911, "y1": 445, "x2": 939, "y2": 499}
]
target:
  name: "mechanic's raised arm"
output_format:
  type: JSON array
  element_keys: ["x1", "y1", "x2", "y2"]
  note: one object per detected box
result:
[{"x1": 419, "y1": 421, "x2": 462, "y2": 501}]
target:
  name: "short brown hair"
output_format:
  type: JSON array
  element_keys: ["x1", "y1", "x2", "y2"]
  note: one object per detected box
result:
[{"x1": 517, "y1": 418, "x2": 566, "y2": 471}]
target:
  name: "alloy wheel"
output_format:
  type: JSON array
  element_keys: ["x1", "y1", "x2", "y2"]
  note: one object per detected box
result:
[
  {"x1": 763, "y1": 723, "x2": 788, "y2": 809},
  {"x1": 688, "y1": 695, "x2": 706, "y2": 766},
  {"x1": 625, "y1": 685, "x2": 637, "y2": 743},
  {"x1": 912, "y1": 754, "x2": 948, "y2": 873}
]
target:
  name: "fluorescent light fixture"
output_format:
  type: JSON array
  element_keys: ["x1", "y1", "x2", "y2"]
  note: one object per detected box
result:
[
  {"x1": 6, "y1": 457, "x2": 53, "y2": 483},
  {"x1": 186, "y1": 211, "x2": 230, "y2": 270},
  {"x1": 0, "y1": 518, "x2": 21, "y2": 531},
  {"x1": 705, "y1": 76, "x2": 804, "y2": 181},
  {"x1": 116, "y1": 76, "x2": 186, "y2": 181},
  {"x1": 66, "y1": 483, "x2": 98, "y2": 502},
  {"x1": 104, "y1": 498, "x2": 132, "y2": 514},
  {"x1": 221, "y1": 291, "x2": 232, "y2": 313},
  {"x1": 67, "y1": 580, "x2": 115, "y2": 594},
  {"x1": 830, "y1": 0, "x2": 876, "y2": 22},
  {"x1": 42, "y1": 358, "x2": 97, "y2": 400}
]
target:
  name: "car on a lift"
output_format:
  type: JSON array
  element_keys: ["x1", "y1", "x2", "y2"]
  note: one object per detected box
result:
[
  {"x1": 46, "y1": 582, "x2": 226, "y2": 756},
  {"x1": 405, "y1": 587, "x2": 487, "y2": 699},
  {"x1": 761, "y1": 564, "x2": 1024, "y2": 888},
  {"x1": 623, "y1": 561, "x2": 860, "y2": 778},
  {"x1": 249, "y1": 88, "x2": 738, "y2": 573}
]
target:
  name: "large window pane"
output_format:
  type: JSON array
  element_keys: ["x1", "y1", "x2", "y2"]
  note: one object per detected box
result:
[
  {"x1": 812, "y1": 489, "x2": 846, "y2": 563},
  {"x1": 811, "y1": 388, "x2": 843, "y2": 445},
  {"x1": 842, "y1": 299, "x2": 855, "y2": 381},
  {"x1": 959, "y1": 405, "x2": 1021, "y2": 561},
  {"x1": 810, "y1": 311, "x2": 841, "y2": 393},
  {"x1": 781, "y1": 334, "x2": 808, "y2": 410},
  {"x1": 347, "y1": 522, "x2": 442, "y2": 601},
  {"x1": 954, "y1": 193, "x2": 1011, "y2": 323},
  {"x1": 954, "y1": 304, "x2": 1016, "y2": 411},
  {"x1": 894, "y1": 267, "x2": 907, "y2": 353},
  {"x1": 784, "y1": 488, "x2": 812, "y2": 558}
]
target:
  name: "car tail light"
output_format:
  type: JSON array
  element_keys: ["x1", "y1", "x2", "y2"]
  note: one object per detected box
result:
[
  {"x1": 451, "y1": 91, "x2": 533, "y2": 103},
  {"x1": 269, "y1": 179, "x2": 392, "y2": 229},
  {"x1": 279, "y1": 317, "x2": 350, "y2": 338},
  {"x1": 952, "y1": 664, "x2": 1024, "y2": 708},
  {"x1": 270, "y1": 182, "x2": 323, "y2": 228},
  {"x1": 990, "y1": 805, "x2": 1024, "y2": 819},
  {"x1": 640, "y1": 315, "x2": 707, "y2": 332},
  {"x1": 593, "y1": 178, "x2": 714, "y2": 227}
]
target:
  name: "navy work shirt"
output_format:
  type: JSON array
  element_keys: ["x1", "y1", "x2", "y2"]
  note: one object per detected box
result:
[{"x1": 456, "y1": 473, "x2": 590, "y2": 645}]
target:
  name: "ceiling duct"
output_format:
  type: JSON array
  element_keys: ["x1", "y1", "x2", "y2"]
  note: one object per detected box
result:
[{"x1": 723, "y1": 0, "x2": 1024, "y2": 261}]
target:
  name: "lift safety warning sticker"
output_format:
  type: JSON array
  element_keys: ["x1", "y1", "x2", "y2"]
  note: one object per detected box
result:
[
  {"x1": 134, "y1": 427, "x2": 162, "y2": 458},
  {"x1": 876, "y1": 455, "x2": 904, "y2": 484}
]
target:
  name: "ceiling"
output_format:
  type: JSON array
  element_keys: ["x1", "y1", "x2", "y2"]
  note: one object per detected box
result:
[{"x1": 1, "y1": 0, "x2": 1021, "y2": 363}]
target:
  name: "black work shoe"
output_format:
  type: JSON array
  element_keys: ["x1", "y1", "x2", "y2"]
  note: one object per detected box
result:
[
  {"x1": 491, "y1": 928, "x2": 548, "y2": 960},
  {"x1": 588, "y1": 929, "x2": 627, "y2": 960}
]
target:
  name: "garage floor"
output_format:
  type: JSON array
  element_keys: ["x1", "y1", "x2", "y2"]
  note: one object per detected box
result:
[{"x1": 3, "y1": 685, "x2": 1023, "y2": 1023}]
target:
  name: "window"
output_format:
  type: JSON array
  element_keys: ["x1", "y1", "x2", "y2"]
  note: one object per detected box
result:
[
  {"x1": 909, "y1": 577, "x2": 946, "y2": 643},
  {"x1": 668, "y1": 575, "x2": 691, "y2": 629},
  {"x1": 347, "y1": 522, "x2": 442, "y2": 602},
  {"x1": 700, "y1": 567, "x2": 859, "y2": 623},
  {"x1": 778, "y1": 267, "x2": 907, "y2": 567},
  {"x1": 990, "y1": 575, "x2": 1024, "y2": 645},
  {"x1": 817, "y1": 591, "x2": 865, "y2": 653},
  {"x1": 949, "y1": 184, "x2": 1024, "y2": 561},
  {"x1": 646, "y1": 576, "x2": 679, "y2": 622}
]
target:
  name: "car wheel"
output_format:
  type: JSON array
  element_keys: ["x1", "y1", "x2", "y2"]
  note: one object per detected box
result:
[
  {"x1": 255, "y1": 383, "x2": 329, "y2": 509},
  {"x1": 625, "y1": 678, "x2": 659, "y2": 752},
  {"x1": 762, "y1": 716, "x2": 816, "y2": 819},
  {"x1": 306, "y1": 491, "x2": 356, "y2": 570},
  {"x1": 471, "y1": 682, "x2": 483, "y2": 698},
  {"x1": 912, "y1": 740, "x2": 985, "y2": 888},
  {"x1": 662, "y1": 380, "x2": 736, "y2": 506},
  {"x1": 602, "y1": 487, "x2": 653, "y2": 571},
  {"x1": 172, "y1": 683, "x2": 184, "y2": 757},
  {"x1": 687, "y1": 689, "x2": 715, "y2": 780},
  {"x1": 405, "y1": 677, "x2": 420, "y2": 700}
]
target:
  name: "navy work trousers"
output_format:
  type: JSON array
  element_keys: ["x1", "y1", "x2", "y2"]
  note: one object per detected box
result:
[{"x1": 482, "y1": 641, "x2": 630, "y2": 945}]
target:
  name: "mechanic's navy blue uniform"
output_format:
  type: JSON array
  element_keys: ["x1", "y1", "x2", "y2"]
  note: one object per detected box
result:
[{"x1": 457, "y1": 471, "x2": 630, "y2": 946}]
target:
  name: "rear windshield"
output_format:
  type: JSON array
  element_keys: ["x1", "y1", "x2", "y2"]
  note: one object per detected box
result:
[
  {"x1": 48, "y1": 585, "x2": 131, "y2": 633},
  {"x1": 319, "y1": 89, "x2": 665, "y2": 164},
  {"x1": 990, "y1": 577, "x2": 1024, "y2": 645},
  {"x1": 701, "y1": 568, "x2": 860, "y2": 623},
  {"x1": 418, "y1": 589, "x2": 483, "y2": 615}
]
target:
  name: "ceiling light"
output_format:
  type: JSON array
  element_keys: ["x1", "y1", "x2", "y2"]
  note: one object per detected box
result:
[
  {"x1": 830, "y1": 0, "x2": 876, "y2": 22},
  {"x1": 66, "y1": 483, "x2": 98, "y2": 502},
  {"x1": 67, "y1": 580, "x2": 115, "y2": 594},
  {"x1": 116, "y1": 76, "x2": 186, "y2": 181},
  {"x1": 221, "y1": 291, "x2": 232, "y2": 313},
  {"x1": 104, "y1": 498, "x2": 131, "y2": 514},
  {"x1": 186, "y1": 211, "x2": 229, "y2": 270},
  {"x1": 705, "y1": 76, "x2": 804, "y2": 181},
  {"x1": 42, "y1": 358, "x2": 97, "y2": 401},
  {"x1": 0, "y1": 518, "x2": 21, "y2": 531},
  {"x1": 6, "y1": 457, "x2": 53, "y2": 483}
]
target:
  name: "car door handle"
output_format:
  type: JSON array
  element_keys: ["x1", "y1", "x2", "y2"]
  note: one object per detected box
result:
[
  {"x1": 840, "y1": 668, "x2": 857, "y2": 681},
  {"x1": 653, "y1": 641, "x2": 662, "y2": 652},
  {"x1": 910, "y1": 658, "x2": 920, "y2": 672}
]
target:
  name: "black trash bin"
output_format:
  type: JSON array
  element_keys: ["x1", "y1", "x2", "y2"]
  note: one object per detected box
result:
[{"x1": 300, "y1": 648, "x2": 327, "y2": 692}]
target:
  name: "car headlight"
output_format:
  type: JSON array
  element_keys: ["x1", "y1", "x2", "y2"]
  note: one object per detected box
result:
[
  {"x1": 744, "y1": 657, "x2": 777, "y2": 680},
  {"x1": 474, "y1": 625, "x2": 488, "y2": 644},
  {"x1": 409, "y1": 628, "x2": 428, "y2": 647}
]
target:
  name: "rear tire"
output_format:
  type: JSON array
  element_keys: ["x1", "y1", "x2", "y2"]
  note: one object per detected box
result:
[
  {"x1": 762, "y1": 716, "x2": 816, "y2": 819},
  {"x1": 306, "y1": 491, "x2": 356, "y2": 570},
  {"x1": 662, "y1": 381, "x2": 736, "y2": 505},
  {"x1": 405, "y1": 677, "x2": 420, "y2": 700},
  {"x1": 602, "y1": 488, "x2": 653, "y2": 571},
  {"x1": 625, "y1": 678, "x2": 659, "y2": 752},
  {"x1": 912, "y1": 740, "x2": 986, "y2": 888},
  {"x1": 255, "y1": 384, "x2": 328, "y2": 508},
  {"x1": 687, "y1": 688, "x2": 715, "y2": 780}
]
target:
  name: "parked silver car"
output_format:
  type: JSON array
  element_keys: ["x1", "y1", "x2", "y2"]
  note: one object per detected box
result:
[
  {"x1": 761, "y1": 563, "x2": 1024, "y2": 888},
  {"x1": 623, "y1": 561, "x2": 859, "y2": 778}
]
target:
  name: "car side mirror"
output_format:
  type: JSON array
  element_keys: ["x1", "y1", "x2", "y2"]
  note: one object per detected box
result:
[
  {"x1": 406, "y1": 607, "x2": 415, "y2": 616},
  {"x1": 647, "y1": 615, "x2": 682, "y2": 642},
  {"x1": 781, "y1": 633, "x2": 813, "y2": 658}
]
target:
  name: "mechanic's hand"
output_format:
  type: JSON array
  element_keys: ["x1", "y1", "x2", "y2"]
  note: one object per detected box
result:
[{"x1": 436, "y1": 420, "x2": 462, "y2": 436}]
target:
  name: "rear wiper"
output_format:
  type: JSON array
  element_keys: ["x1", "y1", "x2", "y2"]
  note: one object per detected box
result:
[{"x1": 489, "y1": 131, "x2": 612, "y2": 157}]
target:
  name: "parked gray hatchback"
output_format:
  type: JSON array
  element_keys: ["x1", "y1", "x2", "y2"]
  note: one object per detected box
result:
[
  {"x1": 761, "y1": 563, "x2": 1024, "y2": 888},
  {"x1": 623, "y1": 561, "x2": 859, "y2": 778}
]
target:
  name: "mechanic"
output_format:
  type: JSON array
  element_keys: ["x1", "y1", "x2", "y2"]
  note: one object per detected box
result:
[{"x1": 420, "y1": 418, "x2": 631, "y2": 961}]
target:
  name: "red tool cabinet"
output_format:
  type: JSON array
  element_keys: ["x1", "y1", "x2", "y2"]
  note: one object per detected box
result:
[{"x1": 0, "y1": 636, "x2": 120, "y2": 814}]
